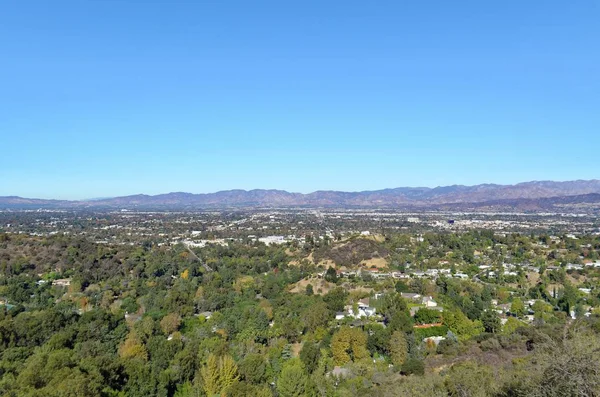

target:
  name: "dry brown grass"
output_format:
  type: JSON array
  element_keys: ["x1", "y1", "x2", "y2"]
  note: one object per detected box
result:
[
  {"x1": 288, "y1": 277, "x2": 336, "y2": 295},
  {"x1": 360, "y1": 257, "x2": 389, "y2": 269}
]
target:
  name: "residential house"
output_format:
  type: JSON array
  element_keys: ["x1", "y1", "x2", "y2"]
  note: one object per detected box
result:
[
  {"x1": 336, "y1": 300, "x2": 377, "y2": 320},
  {"x1": 400, "y1": 293, "x2": 422, "y2": 301},
  {"x1": 422, "y1": 296, "x2": 438, "y2": 307}
]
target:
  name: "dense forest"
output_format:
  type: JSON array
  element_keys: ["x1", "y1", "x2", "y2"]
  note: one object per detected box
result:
[{"x1": 0, "y1": 231, "x2": 599, "y2": 396}]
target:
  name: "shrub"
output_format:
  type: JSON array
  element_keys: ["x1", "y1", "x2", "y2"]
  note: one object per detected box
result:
[{"x1": 400, "y1": 358, "x2": 425, "y2": 375}]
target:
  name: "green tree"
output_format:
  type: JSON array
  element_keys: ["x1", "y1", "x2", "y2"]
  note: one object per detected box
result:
[
  {"x1": 443, "y1": 309, "x2": 483, "y2": 340},
  {"x1": 503, "y1": 316, "x2": 525, "y2": 335},
  {"x1": 532, "y1": 300, "x2": 553, "y2": 322},
  {"x1": 238, "y1": 353, "x2": 267, "y2": 384},
  {"x1": 481, "y1": 310, "x2": 501, "y2": 334},
  {"x1": 323, "y1": 287, "x2": 348, "y2": 312},
  {"x1": 299, "y1": 341, "x2": 321, "y2": 374},
  {"x1": 119, "y1": 331, "x2": 148, "y2": 360},
  {"x1": 395, "y1": 280, "x2": 409, "y2": 293},
  {"x1": 558, "y1": 282, "x2": 579, "y2": 314},
  {"x1": 277, "y1": 359, "x2": 309, "y2": 397},
  {"x1": 413, "y1": 308, "x2": 441, "y2": 325},
  {"x1": 302, "y1": 300, "x2": 330, "y2": 333},
  {"x1": 305, "y1": 284, "x2": 314, "y2": 296},
  {"x1": 510, "y1": 298, "x2": 526, "y2": 317},
  {"x1": 324, "y1": 267, "x2": 337, "y2": 283}
]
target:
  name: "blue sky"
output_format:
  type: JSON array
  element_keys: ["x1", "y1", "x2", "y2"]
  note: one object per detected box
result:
[{"x1": 1, "y1": 1, "x2": 598, "y2": 199}]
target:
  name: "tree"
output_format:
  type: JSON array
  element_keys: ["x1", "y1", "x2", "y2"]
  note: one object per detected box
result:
[
  {"x1": 323, "y1": 287, "x2": 348, "y2": 312},
  {"x1": 226, "y1": 382, "x2": 272, "y2": 397},
  {"x1": 277, "y1": 359, "x2": 309, "y2": 397},
  {"x1": 395, "y1": 280, "x2": 409, "y2": 293},
  {"x1": 532, "y1": 300, "x2": 553, "y2": 322},
  {"x1": 160, "y1": 312, "x2": 182, "y2": 335},
  {"x1": 502, "y1": 316, "x2": 525, "y2": 335},
  {"x1": 558, "y1": 282, "x2": 579, "y2": 314},
  {"x1": 302, "y1": 300, "x2": 330, "y2": 333},
  {"x1": 389, "y1": 331, "x2": 408, "y2": 367},
  {"x1": 305, "y1": 284, "x2": 314, "y2": 296},
  {"x1": 388, "y1": 311, "x2": 414, "y2": 333},
  {"x1": 380, "y1": 293, "x2": 408, "y2": 320},
  {"x1": 238, "y1": 353, "x2": 267, "y2": 384},
  {"x1": 443, "y1": 309, "x2": 483, "y2": 340},
  {"x1": 299, "y1": 341, "x2": 321, "y2": 374},
  {"x1": 413, "y1": 308, "x2": 441, "y2": 325},
  {"x1": 331, "y1": 326, "x2": 369, "y2": 365},
  {"x1": 200, "y1": 354, "x2": 239, "y2": 396},
  {"x1": 481, "y1": 310, "x2": 501, "y2": 334},
  {"x1": 510, "y1": 298, "x2": 526, "y2": 317},
  {"x1": 366, "y1": 325, "x2": 390, "y2": 355},
  {"x1": 324, "y1": 267, "x2": 337, "y2": 283},
  {"x1": 119, "y1": 331, "x2": 148, "y2": 360}
]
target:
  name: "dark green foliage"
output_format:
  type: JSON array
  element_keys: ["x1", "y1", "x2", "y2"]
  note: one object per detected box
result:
[
  {"x1": 239, "y1": 353, "x2": 267, "y2": 384},
  {"x1": 413, "y1": 308, "x2": 442, "y2": 324},
  {"x1": 324, "y1": 267, "x2": 337, "y2": 283},
  {"x1": 299, "y1": 341, "x2": 321, "y2": 374},
  {"x1": 323, "y1": 287, "x2": 348, "y2": 312},
  {"x1": 366, "y1": 324, "x2": 390, "y2": 355},
  {"x1": 305, "y1": 283, "x2": 314, "y2": 295},
  {"x1": 400, "y1": 357, "x2": 425, "y2": 375},
  {"x1": 481, "y1": 310, "x2": 501, "y2": 333},
  {"x1": 395, "y1": 280, "x2": 409, "y2": 293}
]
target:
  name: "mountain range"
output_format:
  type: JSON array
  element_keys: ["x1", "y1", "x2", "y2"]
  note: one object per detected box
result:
[{"x1": 2, "y1": 180, "x2": 600, "y2": 211}]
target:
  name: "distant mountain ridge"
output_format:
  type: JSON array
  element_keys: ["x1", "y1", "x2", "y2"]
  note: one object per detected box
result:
[{"x1": 2, "y1": 180, "x2": 600, "y2": 211}]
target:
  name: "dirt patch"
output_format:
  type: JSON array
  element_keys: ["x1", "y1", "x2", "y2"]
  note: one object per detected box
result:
[
  {"x1": 525, "y1": 271, "x2": 540, "y2": 287},
  {"x1": 289, "y1": 277, "x2": 336, "y2": 295},
  {"x1": 291, "y1": 342, "x2": 303, "y2": 357},
  {"x1": 360, "y1": 257, "x2": 389, "y2": 269}
]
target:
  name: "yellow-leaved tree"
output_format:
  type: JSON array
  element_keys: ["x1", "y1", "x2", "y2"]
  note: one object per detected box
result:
[
  {"x1": 200, "y1": 353, "x2": 239, "y2": 396},
  {"x1": 118, "y1": 331, "x2": 148, "y2": 361},
  {"x1": 331, "y1": 326, "x2": 369, "y2": 365}
]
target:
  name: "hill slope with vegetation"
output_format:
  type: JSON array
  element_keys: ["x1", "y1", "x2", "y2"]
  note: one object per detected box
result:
[{"x1": 0, "y1": 231, "x2": 600, "y2": 396}]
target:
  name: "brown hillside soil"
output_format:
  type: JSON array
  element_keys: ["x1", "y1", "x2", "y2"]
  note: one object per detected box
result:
[
  {"x1": 360, "y1": 257, "x2": 389, "y2": 269},
  {"x1": 289, "y1": 278, "x2": 336, "y2": 295}
]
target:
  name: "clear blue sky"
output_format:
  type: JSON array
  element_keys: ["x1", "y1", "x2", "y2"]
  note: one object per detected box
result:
[{"x1": 1, "y1": 1, "x2": 598, "y2": 199}]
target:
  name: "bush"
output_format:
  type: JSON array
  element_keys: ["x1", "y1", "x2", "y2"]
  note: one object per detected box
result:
[
  {"x1": 436, "y1": 338, "x2": 459, "y2": 356},
  {"x1": 400, "y1": 358, "x2": 425, "y2": 375},
  {"x1": 479, "y1": 337, "x2": 502, "y2": 352}
]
